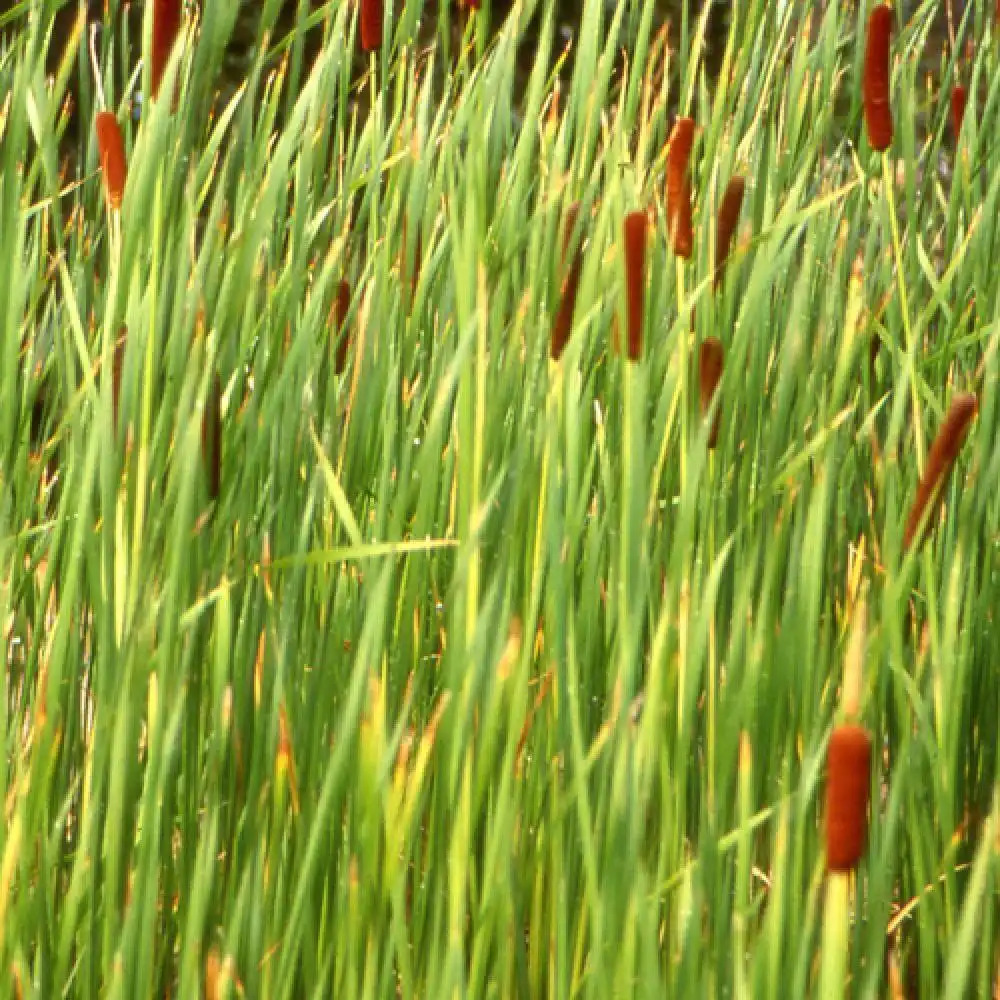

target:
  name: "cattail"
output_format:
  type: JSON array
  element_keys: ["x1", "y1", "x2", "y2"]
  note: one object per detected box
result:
[
  {"x1": 714, "y1": 175, "x2": 745, "y2": 289},
  {"x1": 825, "y1": 723, "x2": 872, "y2": 873},
  {"x1": 698, "y1": 337, "x2": 724, "y2": 448},
  {"x1": 623, "y1": 211, "x2": 648, "y2": 362},
  {"x1": 201, "y1": 372, "x2": 222, "y2": 502},
  {"x1": 950, "y1": 84, "x2": 968, "y2": 139},
  {"x1": 666, "y1": 117, "x2": 695, "y2": 258},
  {"x1": 360, "y1": 0, "x2": 383, "y2": 52},
  {"x1": 903, "y1": 393, "x2": 977, "y2": 550},
  {"x1": 151, "y1": 0, "x2": 182, "y2": 101},
  {"x1": 94, "y1": 112, "x2": 126, "y2": 209},
  {"x1": 333, "y1": 281, "x2": 352, "y2": 375},
  {"x1": 862, "y1": 5, "x2": 894, "y2": 152},
  {"x1": 550, "y1": 203, "x2": 584, "y2": 361}
]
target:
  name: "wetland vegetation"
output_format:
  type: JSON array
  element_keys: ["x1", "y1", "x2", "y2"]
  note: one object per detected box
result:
[{"x1": 0, "y1": 0, "x2": 997, "y2": 996}]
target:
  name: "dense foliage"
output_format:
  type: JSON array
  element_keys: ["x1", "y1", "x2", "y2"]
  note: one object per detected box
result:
[{"x1": 0, "y1": 0, "x2": 997, "y2": 996}]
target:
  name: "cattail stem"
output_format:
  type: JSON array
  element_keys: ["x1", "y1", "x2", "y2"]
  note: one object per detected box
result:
[
  {"x1": 819, "y1": 874, "x2": 851, "y2": 999},
  {"x1": 880, "y1": 155, "x2": 925, "y2": 471},
  {"x1": 903, "y1": 393, "x2": 977, "y2": 550},
  {"x1": 863, "y1": 5, "x2": 894, "y2": 152},
  {"x1": 666, "y1": 118, "x2": 695, "y2": 258}
]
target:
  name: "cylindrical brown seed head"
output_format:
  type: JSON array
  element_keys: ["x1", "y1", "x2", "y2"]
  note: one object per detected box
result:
[
  {"x1": 862, "y1": 5, "x2": 894, "y2": 152},
  {"x1": 152, "y1": 0, "x2": 182, "y2": 100},
  {"x1": 903, "y1": 392, "x2": 978, "y2": 550},
  {"x1": 698, "y1": 336, "x2": 724, "y2": 449},
  {"x1": 714, "y1": 175, "x2": 745, "y2": 290},
  {"x1": 825, "y1": 723, "x2": 872, "y2": 873},
  {"x1": 360, "y1": 0, "x2": 383, "y2": 52},
  {"x1": 334, "y1": 281, "x2": 352, "y2": 375},
  {"x1": 666, "y1": 118, "x2": 695, "y2": 258},
  {"x1": 95, "y1": 112, "x2": 127, "y2": 209},
  {"x1": 623, "y1": 211, "x2": 648, "y2": 362},
  {"x1": 551, "y1": 203, "x2": 584, "y2": 361},
  {"x1": 950, "y1": 84, "x2": 968, "y2": 139}
]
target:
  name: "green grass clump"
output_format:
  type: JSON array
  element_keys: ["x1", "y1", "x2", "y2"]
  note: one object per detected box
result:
[{"x1": 0, "y1": 0, "x2": 997, "y2": 996}]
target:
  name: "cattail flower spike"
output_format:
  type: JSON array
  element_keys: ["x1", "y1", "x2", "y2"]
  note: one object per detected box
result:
[
  {"x1": 862, "y1": 6, "x2": 894, "y2": 152},
  {"x1": 825, "y1": 723, "x2": 872, "y2": 873}
]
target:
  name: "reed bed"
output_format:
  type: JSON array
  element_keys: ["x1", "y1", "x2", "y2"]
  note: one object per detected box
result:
[{"x1": 0, "y1": 1, "x2": 997, "y2": 997}]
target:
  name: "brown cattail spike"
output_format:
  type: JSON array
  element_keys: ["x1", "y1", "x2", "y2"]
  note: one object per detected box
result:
[
  {"x1": 151, "y1": 0, "x2": 182, "y2": 101},
  {"x1": 950, "y1": 85, "x2": 968, "y2": 139},
  {"x1": 551, "y1": 203, "x2": 584, "y2": 361},
  {"x1": 903, "y1": 393, "x2": 977, "y2": 550},
  {"x1": 95, "y1": 112, "x2": 127, "y2": 209},
  {"x1": 666, "y1": 117, "x2": 695, "y2": 258},
  {"x1": 334, "y1": 281, "x2": 352, "y2": 375},
  {"x1": 623, "y1": 211, "x2": 648, "y2": 362},
  {"x1": 698, "y1": 337, "x2": 724, "y2": 448},
  {"x1": 862, "y1": 5, "x2": 893, "y2": 152},
  {"x1": 201, "y1": 372, "x2": 222, "y2": 502},
  {"x1": 360, "y1": 0, "x2": 383, "y2": 52},
  {"x1": 825, "y1": 723, "x2": 872, "y2": 873},
  {"x1": 714, "y1": 175, "x2": 745, "y2": 290}
]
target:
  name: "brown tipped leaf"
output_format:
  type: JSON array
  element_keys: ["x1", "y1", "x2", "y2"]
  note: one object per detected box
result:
[
  {"x1": 152, "y1": 0, "x2": 182, "y2": 100},
  {"x1": 623, "y1": 211, "x2": 648, "y2": 362},
  {"x1": 825, "y1": 724, "x2": 872, "y2": 873},
  {"x1": 666, "y1": 117, "x2": 695, "y2": 258},
  {"x1": 550, "y1": 203, "x2": 585, "y2": 361},
  {"x1": 698, "y1": 337, "x2": 724, "y2": 448},
  {"x1": 714, "y1": 175, "x2": 745, "y2": 289},
  {"x1": 95, "y1": 112, "x2": 127, "y2": 209},
  {"x1": 903, "y1": 393, "x2": 977, "y2": 550},
  {"x1": 862, "y1": 5, "x2": 894, "y2": 152}
]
